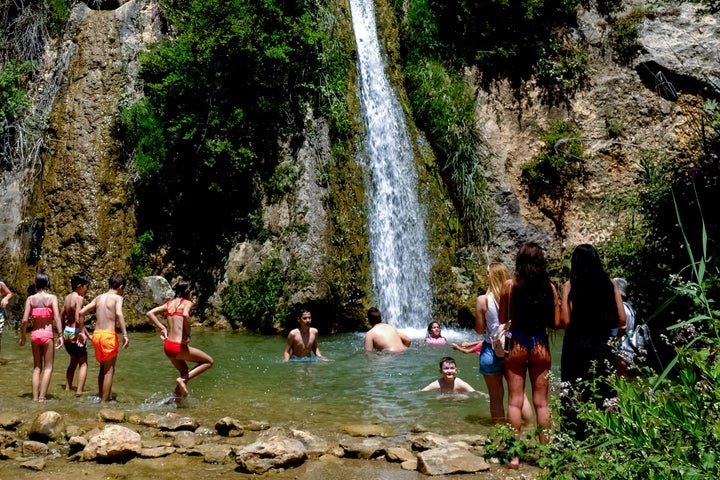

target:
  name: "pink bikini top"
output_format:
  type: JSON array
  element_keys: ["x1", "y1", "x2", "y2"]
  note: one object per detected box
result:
[
  {"x1": 425, "y1": 336, "x2": 447, "y2": 345},
  {"x1": 31, "y1": 306, "x2": 54, "y2": 318}
]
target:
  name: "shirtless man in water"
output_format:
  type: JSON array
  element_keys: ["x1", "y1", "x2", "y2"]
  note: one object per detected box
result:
[
  {"x1": 80, "y1": 273, "x2": 129, "y2": 402},
  {"x1": 284, "y1": 309, "x2": 327, "y2": 362},
  {"x1": 364, "y1": 307, "x2": 411, "y2": 352}
]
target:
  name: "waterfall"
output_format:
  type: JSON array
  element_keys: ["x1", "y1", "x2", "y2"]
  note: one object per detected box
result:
[{"x1": 349, "y1": 0, "x2": 432, "y2": 330}]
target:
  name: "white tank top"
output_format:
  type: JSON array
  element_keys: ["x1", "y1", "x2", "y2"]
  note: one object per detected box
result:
[{"x1": 484, "y1": 295, "x2": 500, "y2": 341}]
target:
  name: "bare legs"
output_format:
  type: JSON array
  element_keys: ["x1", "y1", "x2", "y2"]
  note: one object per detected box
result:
[
  {"x1": 31, "y1": 341, "x2": 54, "y2": 401},
  {"x1": 167, "y1": 345, "x2": 214, "y2": 398},
  {"x1": 66, "y1": 354, "x2": 88, "y2": 394},
  {"x1": 97, "y1": 357, "x2": 117, "y2": 402},
  {"x1": 505, "y1": 341, "x2": 552, "y2": 468},
  {"x1": 483, "y1": 374, "x2": 506, "y2": 423}
]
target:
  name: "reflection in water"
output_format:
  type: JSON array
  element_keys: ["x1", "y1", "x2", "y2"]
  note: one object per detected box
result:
[{"x1": 0, "y1": 330, "x2": 563, "y2": 436}]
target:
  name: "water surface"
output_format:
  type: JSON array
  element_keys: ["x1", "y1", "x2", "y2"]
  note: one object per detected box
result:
[{"x1": 0, "y1": 328, "x2": 563, "y2": 437}]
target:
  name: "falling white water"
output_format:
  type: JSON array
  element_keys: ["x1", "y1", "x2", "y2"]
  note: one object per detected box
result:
[{"x1": 349, "y1": 0, "x2": 432, "y2": 330}]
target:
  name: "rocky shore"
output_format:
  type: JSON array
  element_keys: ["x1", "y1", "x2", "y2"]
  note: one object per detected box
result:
[{"x1": 0, "y1": 408, "x2": 542, "y2": 479}]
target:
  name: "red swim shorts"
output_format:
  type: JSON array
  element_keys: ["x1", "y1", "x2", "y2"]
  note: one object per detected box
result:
[{"x1": 92, "y1": 330, "x2": 119, "y2": 362}]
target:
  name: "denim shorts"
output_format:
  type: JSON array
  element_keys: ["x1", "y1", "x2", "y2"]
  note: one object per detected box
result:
[{"x1": 479, "y1": 341, "x2": 505, "y2": 375}]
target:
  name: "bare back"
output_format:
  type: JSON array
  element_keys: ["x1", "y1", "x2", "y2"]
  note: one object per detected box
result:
[
  {"x1": 62, "y1": 292, "x2": 84, "y2": 329},
  {"x1": 86, "y1": 292, "x2": 124, "y2": 331},
  {"x1": 364, "y1": 323, "x2": 410, "y2": 352}
]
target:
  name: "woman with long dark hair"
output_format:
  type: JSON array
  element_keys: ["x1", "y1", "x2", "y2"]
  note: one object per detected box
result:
[
  {"x1": 499, "y1": 243, "x2": 560, "y2": 468},
  {"x1": 560, "y1": 244, "x2": 625, "y2": 435}
]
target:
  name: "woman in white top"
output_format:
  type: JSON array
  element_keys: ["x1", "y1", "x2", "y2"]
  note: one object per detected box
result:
[{"x1": 476, "y1": 263, "x2": 532, "y2": 424}]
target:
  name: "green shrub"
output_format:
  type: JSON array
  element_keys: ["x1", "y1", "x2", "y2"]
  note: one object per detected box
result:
[
  {"x1": 520, "y1": 120, "x2": 587, "y2": 236},
  {"x1": 535, "y1": 42, "x2": 588, "y2": 98},
  {"x1": 129, "y1": 230, "x2": 155, "y2": 280},
  {"x1": 120, "y1": 98, "x2": 166, "y2": 180},
  {"x1": 221, "y1": 258, "x2": 287, "y2": 333},
  {"x1": 610, "y1": 8, "x2": 650, "y2": 63},
  {"x1": 0, "y1": 61, "x2": 32, "y2": 124}
]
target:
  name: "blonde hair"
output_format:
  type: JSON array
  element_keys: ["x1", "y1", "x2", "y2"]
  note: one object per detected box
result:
[{"x1": 486, "y1": 262, "x2": 511, "y2": 304}]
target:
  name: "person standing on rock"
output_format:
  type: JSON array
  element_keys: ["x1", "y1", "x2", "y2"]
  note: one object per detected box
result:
[
  {"x1": 80, "y1": 273, "x2": 129, "y2": 403},
  {"x1": 146, "y1": 280, "x2": 213, "y2": 398},
  {"x1": 364, "y1": 307, "x2": 411, "y2": 352},
  {"x1": 62, "y1": 273, "x2": 91, "y2": 395},
  {"x1": 20, "y1": 273, "x2": 64, "y2": 401}
]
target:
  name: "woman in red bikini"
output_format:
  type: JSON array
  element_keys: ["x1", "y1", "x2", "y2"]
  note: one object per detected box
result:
[
  {"x1": 20, "y1": 273, "x2": 64, "y2": 401},
  {"x1": 146, "y1": 280, "x2": 213, "y2": 399}
]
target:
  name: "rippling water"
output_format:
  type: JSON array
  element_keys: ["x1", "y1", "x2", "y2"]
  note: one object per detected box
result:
[{"x1": 0, "y1": 328, "x2": 563, "y2": 437}]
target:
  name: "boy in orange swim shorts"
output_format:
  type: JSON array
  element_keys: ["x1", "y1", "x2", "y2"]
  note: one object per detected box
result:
[{"x1": 80, "y1": 274, "x2": 129, "y2": 402}]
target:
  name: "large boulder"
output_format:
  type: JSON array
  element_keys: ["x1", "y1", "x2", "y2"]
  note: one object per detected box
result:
[
  {"x1": 29, "y1": 411, "x2": 65, "y2": 443},
  {"x1": 417, "y1": 446, "x2": 490, "y2": 475},
  {"x1": 234, "y1": 426, "x2": 307, "y2": 474},
  {"x1": 78, "y1": 424, "x2": 142, "y2": 462}
]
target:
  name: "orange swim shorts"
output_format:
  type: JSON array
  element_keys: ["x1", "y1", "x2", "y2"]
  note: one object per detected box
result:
[{"x1": 92, "y1": 329, "x2": 119, "y2": 362}]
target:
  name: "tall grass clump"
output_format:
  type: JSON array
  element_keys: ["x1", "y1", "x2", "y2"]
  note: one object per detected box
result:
[{"x1": 404, "y1": 58, "x2": 493, "y2": 243}]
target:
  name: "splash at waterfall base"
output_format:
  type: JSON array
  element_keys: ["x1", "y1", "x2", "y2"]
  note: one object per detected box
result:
[{"x1": 0, "y1": 408, "x2": 543, "y2": 479}]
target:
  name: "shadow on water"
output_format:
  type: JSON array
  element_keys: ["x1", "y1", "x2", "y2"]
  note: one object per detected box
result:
[{"x1": 0, "y1": 329, "x2": 563, "y2": 437}]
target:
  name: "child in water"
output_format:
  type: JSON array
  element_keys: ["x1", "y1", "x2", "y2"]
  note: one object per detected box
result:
[
  {"x1": 421, "y1": 356, "x2": 475, "y2": 393},
  {"x1": 20, "y1": 273, "x2": 64, "y2": 401},
  {"x1": 425, "y1": 321, "x2": 447, "y2": 345},
  {"x1": 146, "y1": 280, "x2": 213, "y2": 398}
]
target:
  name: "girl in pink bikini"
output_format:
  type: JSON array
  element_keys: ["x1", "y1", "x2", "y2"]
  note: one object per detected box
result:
[
  {"x1": 425, "y1": 321, "x2": 447, "y2": 345},
  {"x1": 20, "y1": 273, "x2": 64, "y2": 401},
  {"x1": 146, "y1": 280, "x2": 213, "y2": 399}
]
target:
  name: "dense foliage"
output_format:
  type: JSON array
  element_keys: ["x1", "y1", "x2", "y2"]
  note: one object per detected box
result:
[{"x1": 123, "y1": 0, "x2": 327, "y2": 295}]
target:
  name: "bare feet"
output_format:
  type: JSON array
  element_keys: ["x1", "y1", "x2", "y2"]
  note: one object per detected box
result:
[{"x1": 175, "y1": 377, "x2": 189, "y2": 397}]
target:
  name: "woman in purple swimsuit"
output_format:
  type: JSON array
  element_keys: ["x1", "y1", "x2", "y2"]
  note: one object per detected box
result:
[{"x1": 499, "y1": 243, "x2": 560, "y2": 468}]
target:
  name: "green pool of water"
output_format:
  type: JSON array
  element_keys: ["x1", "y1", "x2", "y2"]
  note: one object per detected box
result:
[{"x1": 0, "y1": 328, "x2": 564, "y2": 437}]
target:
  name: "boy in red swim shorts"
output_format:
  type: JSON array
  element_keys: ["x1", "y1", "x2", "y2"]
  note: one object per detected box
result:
[{"x1": 80, "y1": 274, "x2": 129, "y2": 402}]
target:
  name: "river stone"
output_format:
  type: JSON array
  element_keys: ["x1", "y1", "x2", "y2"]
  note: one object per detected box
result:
[
  {"x1": 291, "y1": 429, "x2": 328, "y2": 457},
  {"x1": 215, "y1": 417, "x2": 244, "y2": 437},
  {"x1": 243, "y1": 419, "x2": 270, "y2": 431},
  {"x1": 0, "y1": 412, "x2": 21, "y2": 430},
  {"x1": 140, "y1": 446, "x2": 175, "y2": 458},
  {"x1": 22, "y1": 440, "x2": 49, "y2": 457},
  {"x1": 29, "y1": 411, "x2": 66, "y2": 442},
  {"x1": 139, "y1": 276, "x2": 174, "y2": 308},
  {"x1": 339, "y1": 436, "x2": 385, "y2": 459},
  {"x1": 0, "y1": 431, "x2": 16, "y2": 448},
  {"x1": 235, "y1": 426, "x2": 307, "y2": 474},
  {"x1": 448, "y1": 433, "x2": 486, "y2": 446},
  {"x1": 98, "y1": 408, "x2": 125, "y2": 423},
  {"x1": 417, "y1": 446, "x2": 490, "y2": 475},
  {"x1": 336, "y1": 424, "x2": 395, "y2": 437},
  {"x1": 20, "y1": 457, "x2": 46, "y2": 471},
  {"x1": 156, "y1": 412, "x2": 198, "y2": 431},
  {"x1": 173, "y1": 430, "x2": 199, "y2": 449},
  {"x1": 68, "y1": 436, "x2": 88, "y2": 455},
  {"x1": 80, "y1": 424, "x2": 142, "y2": 461},
  {"x1": 410, "y1": 432, "x2": 454, "y2": 451},
  {"x1": 194, "y1": 444, "x2": 234, "y2": 464},
  {"x1": 385, "y1": 446, "x2": 416, "y2": 463}
]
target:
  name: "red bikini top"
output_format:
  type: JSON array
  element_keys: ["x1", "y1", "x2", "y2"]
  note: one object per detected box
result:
[{"x1": 165, "y1": 298, "x2": 186, "y2": 318}]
